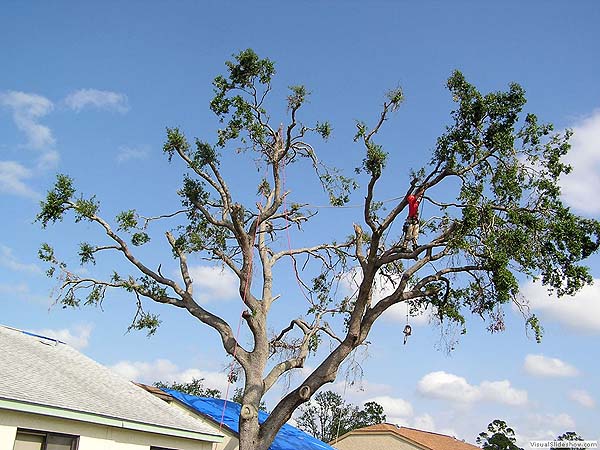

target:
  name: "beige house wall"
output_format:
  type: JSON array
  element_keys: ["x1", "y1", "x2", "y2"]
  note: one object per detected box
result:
[
  {"x1": 0, "y1": 423, "x2": 18, "y2": 449},
  {"x1": 332, "y1": 433, "x2": 424, "y2": 450},
  {"x1": 0, "y1": 409, "x2": 214, "y2": 450}
]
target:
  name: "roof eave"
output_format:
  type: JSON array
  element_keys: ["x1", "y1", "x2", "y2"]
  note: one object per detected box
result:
[{"x1": 0, "y1": 397, "x2": 223, "y2": 443}]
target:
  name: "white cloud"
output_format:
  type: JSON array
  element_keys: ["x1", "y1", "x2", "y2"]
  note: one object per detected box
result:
[
  {"x1": 116, "y1": 145, "x2": 148, "y2": 163},
  {"x1": 110, "y1": 358, "x2": 229, "y2": 392},
  {"x1": 65, "y1": 89, "x2": 129, "y2": 113},
  {"x1": 0, "y1": 91, "x2": 55, "y2": 149},
  {"x1": 188, "y1": 265, "x2": 238, "y2": 303},
  {"x1": 560, "y1": 110, "x2": 600, "y2": 214},
  {"x1": 0, "y1": 161, "x2": 39, "y2": 198},
  {"x1": 523, "y1": 354, "x2": 579, "y2": 377},
  {"x1": 569, "y1": 389, "x2": 595, "y2": 408},
  {"x1": 32, "y1": 324, "x2": 93, "y2": 350},
  {"x1": 521, "y1": 413, "x2": 576, "y2": 440},
  {"x1": 367, "y1": 395, "x2": 413, "y2": 422},
  {"x1": 417, "y1": 371, "x2": 527, "y2": 406},
  {"x1": 341, "y1": 267, "x2": 432, "y2": 325},
  {"x1": 0, "y1": 244, "x2": 41, "y2": 273},
  {"x1": 478, "y1": 380, "x2": 529, "y2": 406},
  {"x1": 520, "y1": 279, "x2": 600, "y2": 333},
  {"x1": 417, "y1": 371, "x2": 479, "y2": 403}
]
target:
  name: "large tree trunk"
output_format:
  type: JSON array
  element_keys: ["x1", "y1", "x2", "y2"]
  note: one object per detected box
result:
[{"x1": 239, "y1": 416, "x2": 263, "y2": 450}]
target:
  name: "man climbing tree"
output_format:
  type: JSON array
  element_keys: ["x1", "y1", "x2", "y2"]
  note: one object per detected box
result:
[
  {"x1": 36, "y1": 49, "x2": 600, "y2": 450},
  {"x1": 401, "y1": 188, "x2": 424, "y2": 251}
]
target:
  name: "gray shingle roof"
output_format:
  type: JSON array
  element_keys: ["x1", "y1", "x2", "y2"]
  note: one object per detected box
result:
[{"x1": 0, "y1": 325, "x2": 221, "y2": 439}]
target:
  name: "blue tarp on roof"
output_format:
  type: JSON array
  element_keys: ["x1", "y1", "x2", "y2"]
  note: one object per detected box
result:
[{"x1": 163, "y1": 389, "x2": 335, "y2": 450}]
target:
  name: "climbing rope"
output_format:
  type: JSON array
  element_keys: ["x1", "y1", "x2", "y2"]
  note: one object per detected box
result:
[{"x1": 281, "y1": 158, "x2": 312, "y2": 303}]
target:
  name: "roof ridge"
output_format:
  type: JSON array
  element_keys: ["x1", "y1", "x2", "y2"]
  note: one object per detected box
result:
[
  {"x1": 400, "y1": 425, "x2": 459, "y2": 439},
  {"x1": 0, "y1": 324, "x2": 66, "y2": 345}
]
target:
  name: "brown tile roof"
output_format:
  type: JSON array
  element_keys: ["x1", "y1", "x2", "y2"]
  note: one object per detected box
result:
[{"x1": 332, "y1": 423, "x2": 480, "y2": 450}]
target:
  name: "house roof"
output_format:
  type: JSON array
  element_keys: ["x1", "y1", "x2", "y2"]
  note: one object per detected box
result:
[
  {"x1": 164, "y1": 388, "x2": 336, "y2": 450},
  {"x1": 0, "y1": 325, "x2": 222, "y2": 442},
  {"x1": 332, "y1": 423, "x2": 480, "y2": 450}
]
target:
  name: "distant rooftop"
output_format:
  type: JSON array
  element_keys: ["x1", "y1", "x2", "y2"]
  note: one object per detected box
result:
[
  {"x1": 0, "y1": 325, "x2": 222, "y2": 442},
  {"x1": 332, "y1": 423, "x2": 480, "y2": 450}
]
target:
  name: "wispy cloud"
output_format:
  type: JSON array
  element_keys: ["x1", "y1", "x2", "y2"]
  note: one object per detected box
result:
[
  {"x1": 569, "y1": 389, "x2": 595, "y2": 408},
  {"x1": 520, "y1": 279, "x2": 600, "y2": 333},
  {"x1": 0, "y1": 91, "x2": 55, "y2": 149},
  {"x1": 0, "y1": 90, "x2": 58, "y2": 199},
  {"x1": 32, "y1": 324, "x2": 93, "y2": 350},
  {"x1": 116, "y1": 145, "x2": 149, "y2": 163},
  {"x1": 0, "y1": 161, "x2": 39, "y2": 198},
  {"x1": 65, "y1": 89, "x2": 129, "y2": 113},
  {"x1": 417, "y1": 370, "x2": 528, "y2": 406},
  {"x1": 0, "y1": 244, "x2": 41, "y2": 274},
  {"x1": 523, "y1": 354, "x2": 579, "y2": 378}
]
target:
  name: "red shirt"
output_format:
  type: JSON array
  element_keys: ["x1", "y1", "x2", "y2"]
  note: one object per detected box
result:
[{"x1": 407, "y1": 194, "x2": 420, "y2": 218}]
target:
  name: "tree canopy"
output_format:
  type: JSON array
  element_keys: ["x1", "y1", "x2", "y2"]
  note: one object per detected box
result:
[
  {"x1": 477, "y1": 420, "x2": 588, "y2": 450},
  {"x1": 551, "y1": 432, "x2": 585, "y2": 450},
  {"x1": 476, "y1": 419, "x2": 523, "y2": 450},
  {"x1": 36, "y1": 49, "x2": 600, "y2": 450},
  {"x1": 153, "y1": 378, "x2": 221, "y2": 398},
  {"x1": 295, "y1": 390, "x2": 385, "y2": 443}
]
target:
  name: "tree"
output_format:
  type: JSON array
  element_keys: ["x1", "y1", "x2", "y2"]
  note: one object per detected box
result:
[
  {"x1": 295, "y1": 390, "x2": 385, "y2": 443},
  {"x1": 551, "y1": 431, "x2": 585, "y2": 450},
  {"x1": 153, "y1": 378, "x2": 221, "y2": 398},
  {"x1": 36, "y1": 49, "x2": 600, "y2": 450},
  {"x1": 355, "y1": 401, "x2": 386, "y2": 430},
  {"x1": 476, "y1": 419, "x2": 523, "y2": 450}
]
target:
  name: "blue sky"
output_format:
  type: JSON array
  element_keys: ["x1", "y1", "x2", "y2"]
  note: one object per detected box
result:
[{"x1": 1, "y1": 1, "x2": 600, "y2": 446}]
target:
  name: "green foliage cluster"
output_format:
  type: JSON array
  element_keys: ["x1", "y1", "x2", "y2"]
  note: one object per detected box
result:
[
  {"x1": 127, "y1": 310, "x2": 161, "y2": 336},
  {"x1": 296, "y1": 390, "x2": 386, "y2": 443},
  {"x1": 37, "y1": 174, "x2": 75, "y2": 227},
  {"x1": 414, "y1": 70, "x2": 600, "y2": 338},
  {"x1": 477, "y1": 420, "x2": 586, "y2": 450},
  {"x1": 551, "y1": 432, "x2": 585, "y2": 450},
  {"x1": 210, "y1": 49, "x2": 275, "y2": 148},
  {"x1": 477, "y1": 420, "x2": 523, "y2": 450},
  {"x1": 354, "y1": 122, "x2": 388, "y2": 179}
]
